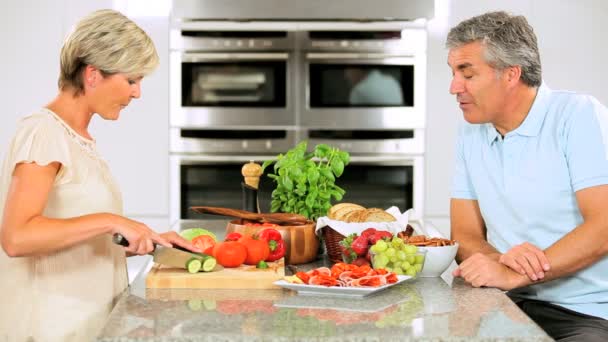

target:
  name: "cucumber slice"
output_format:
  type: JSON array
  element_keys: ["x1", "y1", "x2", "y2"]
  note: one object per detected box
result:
[
  {"x1": 186, "y1": 258, "x2": 202, "y2": 273},
  {"x1": 202, "y1": 257, "x2": 217, "y2": 272}
]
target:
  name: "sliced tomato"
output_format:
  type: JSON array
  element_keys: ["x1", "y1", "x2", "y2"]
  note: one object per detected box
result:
[{"x1": 192, "y1": 235, "x2": 216, "y2": 255}]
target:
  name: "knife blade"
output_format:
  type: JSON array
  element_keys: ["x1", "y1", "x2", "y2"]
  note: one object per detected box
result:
[{"x1": 112, "y1": 233, "x2": 203, "y2": 269}]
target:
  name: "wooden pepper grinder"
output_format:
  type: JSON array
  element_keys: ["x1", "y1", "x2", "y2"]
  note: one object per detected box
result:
[{"x1": 241, "y1": 161, "x2": 262, "y2": 213}]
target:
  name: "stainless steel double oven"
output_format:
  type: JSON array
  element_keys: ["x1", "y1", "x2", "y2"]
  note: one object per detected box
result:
[{"x1": 170, "y1": 21, "x2": 427, "y2": 223}]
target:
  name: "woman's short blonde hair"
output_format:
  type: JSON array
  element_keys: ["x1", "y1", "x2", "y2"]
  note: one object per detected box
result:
[{"x1": 58, "y1": 9, "x2": 159, "y2": 94}]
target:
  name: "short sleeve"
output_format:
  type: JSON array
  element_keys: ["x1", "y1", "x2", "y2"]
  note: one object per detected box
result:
[
  {"x1": 451, "y1": 124, "x2": 477, "y2": 200},
  {"x1": 563, "y1": 96, "x2": 608, "y2": 192},
  {"x1": 8, "y1": 114, "x2": 73, "y2": 185}
]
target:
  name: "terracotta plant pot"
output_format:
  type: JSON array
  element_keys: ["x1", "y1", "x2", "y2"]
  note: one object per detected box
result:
[{"x1": 226, "y1": 219, "x2": 319, "y2": 265}]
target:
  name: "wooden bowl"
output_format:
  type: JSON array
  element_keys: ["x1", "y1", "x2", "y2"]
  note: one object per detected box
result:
[{"x1": 226, "y1": 219, "x2": 319, "y2": 265}]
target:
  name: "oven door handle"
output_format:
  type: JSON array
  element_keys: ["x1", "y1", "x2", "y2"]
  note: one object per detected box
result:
[
  {"x1": 348, "y1": 155, "x2": 420, "y2": 165},
  {"x1": 182, "y1": 52, "x2": 289, "y2": 62},
  {"x1": 175, "y1": 154, "x2": 278, "y2": 165},
  {"x1": 305, "y1": 53, "x2": 414, "y2": 60}
]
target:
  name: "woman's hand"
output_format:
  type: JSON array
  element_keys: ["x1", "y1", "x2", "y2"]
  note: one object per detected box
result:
[
  {"x1": 159, "y1": 231, "x2": 203, "y2": 253},
  {"x1": 499, "y1": 242, "x2": 550, "y2": 281},
  {"x1": 109, "y1": 216, "x2": 172, "y2": 255}
]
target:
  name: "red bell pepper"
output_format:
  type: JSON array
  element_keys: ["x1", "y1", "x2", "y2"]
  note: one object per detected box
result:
[
  {"x1": 225, "y1": 232, "x2": 243, "y2": 242},
  {"x1": 257, "y1": 228, "x2": 285, "y2": 262}
]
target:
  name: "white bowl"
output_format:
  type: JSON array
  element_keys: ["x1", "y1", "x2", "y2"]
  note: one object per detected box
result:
[{"x1": 417, "y1": 243, "x2": 459, "y2": 277}]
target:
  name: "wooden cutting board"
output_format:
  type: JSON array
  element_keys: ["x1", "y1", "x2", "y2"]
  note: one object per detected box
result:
[{"x1": 146, "y1": 258, "x2": 285, "y2": 289}]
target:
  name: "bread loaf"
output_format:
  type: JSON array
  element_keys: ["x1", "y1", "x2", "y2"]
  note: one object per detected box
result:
[
  {"x1": 328, "y1": 203, "x2": 397, "y2": 223},
  {"x1": 328, "y1": 203, "x2": 365, "y2": 219}
]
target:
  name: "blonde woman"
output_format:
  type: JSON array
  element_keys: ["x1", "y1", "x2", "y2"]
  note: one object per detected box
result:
[{"x1": 0, "y1": 9, "x2": 200, "y2": 342}]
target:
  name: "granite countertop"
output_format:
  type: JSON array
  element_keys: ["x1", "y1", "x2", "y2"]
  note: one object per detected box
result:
[{"x1": 97, "y1": 220, "x2": 552, "y2": 342}]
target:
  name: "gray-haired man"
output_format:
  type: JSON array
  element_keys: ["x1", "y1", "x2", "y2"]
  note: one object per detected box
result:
[{"x1": 446, "y1": 11, "x2": 608, "y2": 341}]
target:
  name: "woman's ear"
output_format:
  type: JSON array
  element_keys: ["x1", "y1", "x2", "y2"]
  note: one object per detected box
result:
[{"x1": 83, "y1": 65, "x2": 100, "y2": 88}]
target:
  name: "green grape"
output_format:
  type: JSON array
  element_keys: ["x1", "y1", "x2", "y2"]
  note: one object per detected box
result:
[
  {"x1": 406, "y1": 255, "x2": 416, "y2": 264},
  {"x1": 396, "y1": 250, "x2": 407, "y2": 261},
  {"x1": 392, "y1": 261, "x2": 402, "y2": 269},
  {"x1": 391, "y1": 237, "x2": 404, "y2": 247},
  {"x1": 390, "y1": 256, "x2": 398, "y2": 263},
  {"x1": 406, "y1": 267, "x2": 417, "y2": 277},
  {"x1": 370, "y1": 244, "x2": 381, "y2": 254},
  {"x1": 414, "y1": 263, "x2": 423, "y2": 272},
  {"x1": 401, "y1": 261, "x2": 411, "y2": 271},
  {"x1": 373, "y1": 254, "x2": 389, "y2": 268},
  {"x1": 385, "y1": 266, "x2": 394, "y2": 272},
  {"x1": 404, "y1": 244, "x2": 418, "y2": 254},
  {"x1": 375, "y1": 240, "x2": 388, "y2": 252},
  {"x1": 394, "y1": 267, "x2": 404, "y2": 275},
  {"x1": 415, "y1": 254, "x2": 425, "y2": 265},
  {"x1": 385, "y1": 248, "x2": 396, "y2": 257}
]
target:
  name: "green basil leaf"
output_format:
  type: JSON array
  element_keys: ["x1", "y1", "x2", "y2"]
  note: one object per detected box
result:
[
  {"x1": 332, "y1": 160, "x2": 345, "y2": 177},
  {"x1": 282, "y1": 174, "x2": 293, "y2": 190},
  {"x1": 339, "y1": 151, "x2": 350, "y2": 164}
]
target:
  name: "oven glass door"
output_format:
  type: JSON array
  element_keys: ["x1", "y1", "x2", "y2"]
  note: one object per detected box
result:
[
  {"x1": 182, "y1": 60, "x2": 286, "y2": 107},
  {"x1": 180, "y1": 161, "x2": 276, "y2": 220},
  {"x1": 171, "y1": 52, "x2": 294, "y2": 127},
  {"x1": 338, "y1": 163, "x2": 413, "y2": 211},
  {"x1": 177, "y1": 157, "x2": 418, "y2": 220},
  {"x1": 309, "y1": 63, "x2": 414, "y2": 108},
  {"x1": 301, "y1": 54, "x2": 423, "y2": 129}
]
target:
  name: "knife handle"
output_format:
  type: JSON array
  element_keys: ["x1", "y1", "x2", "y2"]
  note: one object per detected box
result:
[
  {"x1": 112, "y1": 233, "x2": 130, "y2": 247},
  {"x1": 112, "y1": 233, "x2": 195, "y2": 254}
]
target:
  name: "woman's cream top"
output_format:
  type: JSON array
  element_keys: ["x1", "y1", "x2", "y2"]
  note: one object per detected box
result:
[{"x1": 0, "y1": 109, "x2": 128, "y2": 342}]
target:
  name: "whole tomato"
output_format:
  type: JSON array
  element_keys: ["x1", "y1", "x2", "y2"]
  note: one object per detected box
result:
[
  {"x1": 239, "y1": 236, "x2": 270, "y2": 265},
  {"x1": 213, "y1": 241, "x2": 247, "y2": 268},
  {"x1": 192, "y1": 235, "x2": 216, "y2": 255}
]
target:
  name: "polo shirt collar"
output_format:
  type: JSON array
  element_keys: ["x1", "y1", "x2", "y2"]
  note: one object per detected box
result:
[{"x1": 485, "y1": 82, "x2": 551, "y2": 145}]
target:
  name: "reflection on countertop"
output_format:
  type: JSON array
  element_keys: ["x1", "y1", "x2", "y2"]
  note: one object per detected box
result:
[{"x1": 97, "y1": 220, "x2": 551, "y2": 341}]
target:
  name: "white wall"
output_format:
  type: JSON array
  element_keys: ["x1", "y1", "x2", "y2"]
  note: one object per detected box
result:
[
  {"x1": 424, "y1": 0, "x2": 608, "y2": 237},
  {"x1": 0, "y1": 0, "x2": 170, "y2": 232},
  {"x1": 2, "y1": 1, "x2": 608, "y2": 239}
]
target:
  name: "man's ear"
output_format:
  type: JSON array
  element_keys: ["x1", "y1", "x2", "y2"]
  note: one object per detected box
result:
[{"x1": 505, "y1": 65, "x2": 522, "y2": 85}]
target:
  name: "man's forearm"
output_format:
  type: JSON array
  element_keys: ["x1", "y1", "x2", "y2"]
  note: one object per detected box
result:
[
  {"x1": 454, "y1": 232, "x2": 501, "y2": 263},
  {"x1": 540, "y1": 221, "x2": 608, "y2": 282}
]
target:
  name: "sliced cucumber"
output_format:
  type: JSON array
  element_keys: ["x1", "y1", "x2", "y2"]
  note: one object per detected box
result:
[
  {"x1": 186, "y1": 257, "x2": 203, "y2": 273},
  {"x1": 202, "y1": 257, "x2": 217, "y2": 272}
]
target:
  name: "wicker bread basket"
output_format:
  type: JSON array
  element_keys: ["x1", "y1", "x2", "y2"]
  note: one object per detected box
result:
[{"x1": 322, "y1": 226, "x2": 347, "y2": 264}]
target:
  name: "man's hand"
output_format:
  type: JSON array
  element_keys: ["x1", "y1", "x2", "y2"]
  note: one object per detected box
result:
[
  {"x1": 499, "y1": 242, "x2": 550, "y2": 281},
  {"x1": 453, "y1": 253, "x2": 528, "y2": 290}
]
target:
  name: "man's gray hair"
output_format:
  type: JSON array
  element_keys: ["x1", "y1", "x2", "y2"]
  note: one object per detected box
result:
[{"x1": 446, "y1": 11, "x2": 541, "y2": 87}]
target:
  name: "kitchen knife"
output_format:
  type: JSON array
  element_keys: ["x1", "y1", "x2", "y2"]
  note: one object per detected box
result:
[{"x1": 112, "y1": 233, "x2": 206, "y2": 269}]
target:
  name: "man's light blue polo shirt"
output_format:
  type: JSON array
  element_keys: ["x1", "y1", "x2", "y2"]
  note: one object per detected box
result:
[{"x1": 451, "y1": 83, "x2": 608, "y2": 319}]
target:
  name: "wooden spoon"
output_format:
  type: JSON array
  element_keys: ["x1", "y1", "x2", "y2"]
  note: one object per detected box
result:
[{"x1": 189, "y1": 206, "x2": 310, "y2": 226}]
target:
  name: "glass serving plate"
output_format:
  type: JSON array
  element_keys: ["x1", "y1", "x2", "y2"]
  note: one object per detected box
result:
[{"x1": 273, "y1": 275, "x2": 411, "y2": 299}]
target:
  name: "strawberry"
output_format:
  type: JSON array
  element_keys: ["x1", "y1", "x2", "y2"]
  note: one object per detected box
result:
[
  {"x1": 361, "y1": 228, "x2": 377, "y2": 240},
  {"x1": 369, "y1": 230, "x2": 393, "y2": 244},
  {"x1": 351, "y1": 234, "x2": 370, "y2": 256},
  {"x1": 352, "y1": 257, "x2": 371, "y2": 267},
  {"x1": 339, "y1": 234, "x2": 358, "y2": 263}
]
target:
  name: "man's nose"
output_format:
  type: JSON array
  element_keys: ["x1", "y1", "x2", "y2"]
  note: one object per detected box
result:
[{"x1": 450, "y1": 77, "x2": 464, "y2": 95}]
